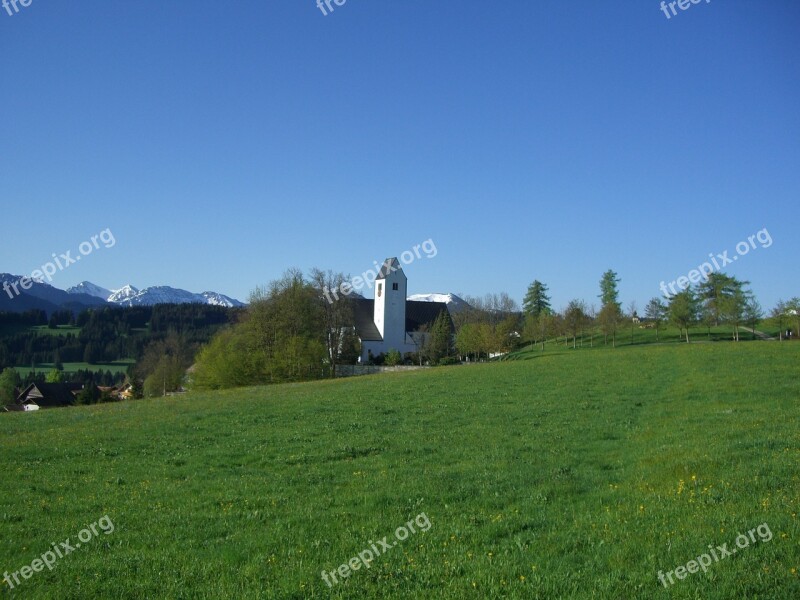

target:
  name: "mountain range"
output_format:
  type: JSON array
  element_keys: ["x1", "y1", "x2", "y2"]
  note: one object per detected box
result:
[
  {"x1": 0, "y1": 274, "x2": 244, "y2": 314},
  {"x1": 67, "y1": 282, "x2": 244, "y2": 308},
  {"x1": 1, "y1": 273, "x2": 468, "y2": 315}
]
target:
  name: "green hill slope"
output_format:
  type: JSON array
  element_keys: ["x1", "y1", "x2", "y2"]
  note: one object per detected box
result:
[{"x1": 1, "y1": 344, "x2": 798, "y2": 599}]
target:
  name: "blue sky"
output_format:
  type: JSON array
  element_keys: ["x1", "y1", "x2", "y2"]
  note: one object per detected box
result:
[{"x1": 1, "y1": 0, "x2": 798, "y2": 311}]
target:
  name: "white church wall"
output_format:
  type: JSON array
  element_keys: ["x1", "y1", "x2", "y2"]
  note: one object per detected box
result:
[{"x1": 381, "y1": 274, "x2": 407, "y2": 345}]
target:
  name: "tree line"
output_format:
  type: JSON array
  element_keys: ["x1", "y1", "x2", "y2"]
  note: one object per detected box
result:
[
  {"x1": 5, "y1": 266, "x2": 795, "y2": 402},
  {"x1": 514, "y1": 271, "x2": 799, "y2": 349},
  {"x1": 191, "y1": 265, "x2": 799, "y2": 395},
  {"x1": 0, "y1": 304, "x2": 239, "y2": 371}
]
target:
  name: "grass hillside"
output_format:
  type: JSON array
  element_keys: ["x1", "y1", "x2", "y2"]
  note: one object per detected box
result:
[
  {"x1": 1, "y1": 344, "x2": 798, "y2": 599},
  {"x1": 14, "y1": 361, "x2": 136, "y2": 377}
]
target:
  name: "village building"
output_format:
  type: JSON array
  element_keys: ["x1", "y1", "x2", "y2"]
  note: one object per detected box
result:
[{"x1": 13, "y1": 382, "x2": 80, "y2": 411}]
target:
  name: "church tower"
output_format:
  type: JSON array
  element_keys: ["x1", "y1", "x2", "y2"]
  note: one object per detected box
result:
[{"x1": 374, "y1": 257, "x2": 407, "y2": 345}]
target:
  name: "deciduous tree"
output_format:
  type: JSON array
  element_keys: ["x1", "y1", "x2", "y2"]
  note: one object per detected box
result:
[
  {"x1": 743, "y1": 295, "x2": 763, "y2": 340},
  {"x1": 310, "y1": 268, "x2": 355, "y2": 377},
  {"x1": 564, "y1": 300, "x2": 587, "y2": 349},
  {"x1": 697, "y1": 273, "x2": 747, "y2": 327},
  {"x1": 770, "y1": 299, "x2": 789, "y2": 341},
  {"x1": 598, "y1": 302, "x2": 622, "y2": 347},
  {"x1": 644, "y1": 298, "x2": 666, "y2": 341},
  {"x1": 669, "y1": 289, "x2": 698, "y2": 343},
  {"x1": 45, "y1": 369, "x2": 63, "y2": 383},
  {"x1": 422, "y1": 311, "x2": 453, "y2": 364},
  {"x1": 627, "y1": 300, "x2": 638, "y2": 345}
]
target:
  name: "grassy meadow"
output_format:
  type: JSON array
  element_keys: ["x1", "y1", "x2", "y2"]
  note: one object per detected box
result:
[
  {"x1": 1, "y1": 342, "x2": 798, "y2": 599},
  {"x1": 13, "y1": 361, "x2": 136, "y2": 377}
]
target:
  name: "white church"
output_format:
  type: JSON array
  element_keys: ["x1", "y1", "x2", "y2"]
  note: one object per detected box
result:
[{"x1": 353, "y1": 258, "x2": 452, "y2": 363}]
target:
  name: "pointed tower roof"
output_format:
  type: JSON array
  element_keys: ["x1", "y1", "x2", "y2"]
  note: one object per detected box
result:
[{"x1": 376, "y1": 257, "x2": 404, "y2": 279}]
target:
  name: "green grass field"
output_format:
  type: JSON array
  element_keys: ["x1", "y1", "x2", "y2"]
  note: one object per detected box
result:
[
  {"x1": 1, "y1": 343, "x2": 798, "y2": 599},
  {"x1": 0, "y1": 325, "x2": 82, "y2": 337},
  {"x1": 29, "y1": 326, "x2": 83, "y2": 337},
  {"x1": 14, "y1": 360, "x2": 135, "y2": 377}
]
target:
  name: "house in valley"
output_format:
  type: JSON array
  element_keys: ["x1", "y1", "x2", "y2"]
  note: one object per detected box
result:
[{"x1": 14, "y1": 382, "x2": 78, "y2": 411}]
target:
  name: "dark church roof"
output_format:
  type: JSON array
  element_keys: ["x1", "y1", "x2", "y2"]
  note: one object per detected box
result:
[
  {"x1": 353, "y1": 298, "x2": 382, "y2": 341},
  {"x1": 352, "y1": 298, "x2": 452, "y2": 342}
]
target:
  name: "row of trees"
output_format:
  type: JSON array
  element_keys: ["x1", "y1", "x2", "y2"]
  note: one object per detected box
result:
[
  {"x1": 515, "y1": 273, "x2": 625, "y2": 350},
  {"x1": 515, "y1": 271, "x2": 798, "y2": 349},
  {"x1": 6, "y1": 265, "x2": 795, "y2": 400},
  {"x1": 451, "y1": 293, "x2": 520, "y2": 361},
  {"x1": 449, "y1": 268, "x2": 775, "y2": 359},
  {"x1": 646, "y1": 274, "x2": 793, "y2": 343}
]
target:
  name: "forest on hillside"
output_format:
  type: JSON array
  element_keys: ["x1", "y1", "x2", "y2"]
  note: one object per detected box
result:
[{"x1": 0, "y1": 304, "x2": 240, "y2": 381}]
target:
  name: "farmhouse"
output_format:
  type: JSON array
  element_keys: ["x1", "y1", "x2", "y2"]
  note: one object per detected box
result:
[
  {"x1": 116, "y1": 382, "x2": 134, "y2": 400},
  {"x1": 353, "y1": 258, "x2": 452, "y2": 363},
  {"x1": 13, "y1": 382, "x2": 79, "y2": 411}
]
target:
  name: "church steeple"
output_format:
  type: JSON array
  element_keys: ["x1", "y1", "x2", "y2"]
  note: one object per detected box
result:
[{"x1": 373, "y1": 258, "x2": 407, "y2": 342}]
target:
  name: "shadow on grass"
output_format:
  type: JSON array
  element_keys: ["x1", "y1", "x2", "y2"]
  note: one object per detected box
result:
[{"x1": 501, "y1": 352, "x2": 568, "y2": 361}]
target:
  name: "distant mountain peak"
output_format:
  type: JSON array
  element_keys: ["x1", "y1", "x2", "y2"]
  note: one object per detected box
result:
[
  {"x1": 407, "y1": 292, "x2": 470, "y2": 313},
  {"x1": 66, "y1": 281, "x2": 113, "y2": 301},
  {"x1": 107, "y1": 285, "x2": 140, "y2": 304},
  {"x1": 200, "y1": 291, "x2": 245, "y2": 307}
]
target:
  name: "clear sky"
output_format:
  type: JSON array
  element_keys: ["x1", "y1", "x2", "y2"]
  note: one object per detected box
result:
[{"x1": 2, "y1": 0, "x2": 798, "y2": 311}]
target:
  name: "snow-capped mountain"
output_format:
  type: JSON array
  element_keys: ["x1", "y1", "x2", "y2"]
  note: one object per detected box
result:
[
  {"x1": 67, "y1": 281, "x2": 244, "y2": 307},
  {"x1": 107, "y1": 284, "x2": 140, "y2": 304},
  {"x1": 407, "y1": 293, "x2": 471, "y2": 313},
  {"x1": 201, "y1": 291, "x2": 244, "y2": 307},
  {"x1": 66, "y1": 281, "x2": 112, "y2": 300},
  {"x1": 108, "y1": 285, "x2": 244, "y2": 307}
]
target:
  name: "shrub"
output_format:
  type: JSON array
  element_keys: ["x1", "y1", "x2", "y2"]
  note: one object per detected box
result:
[
  {"x1": 385, "y1": 349, "x2": 402, "y2": 366},
  {"x1": 437, "y1": 356, "x2": 461, "y2": 366}
]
